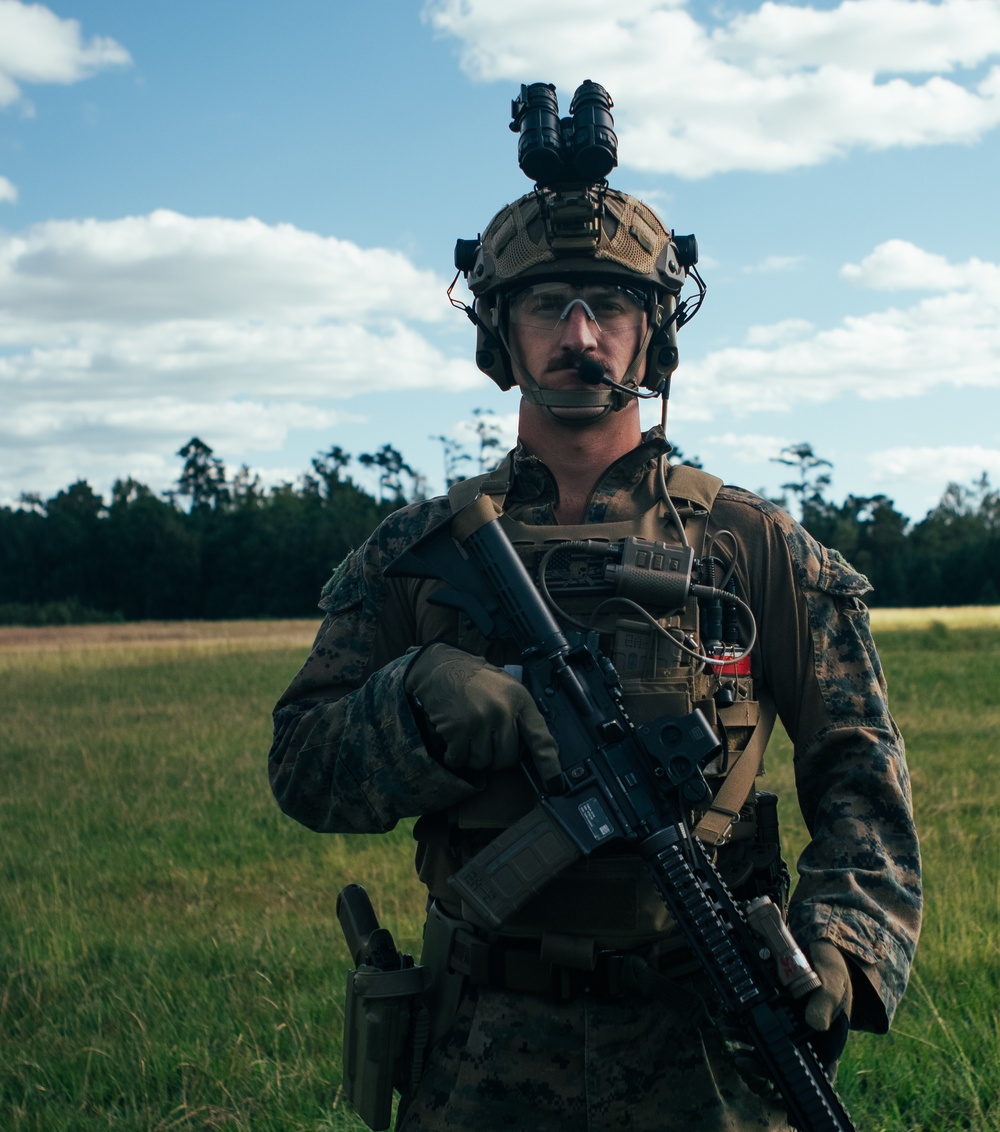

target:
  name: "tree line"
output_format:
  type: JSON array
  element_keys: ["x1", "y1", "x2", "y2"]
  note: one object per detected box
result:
[
  {"x1": 1, "y1": 436, "x2": 997, "y2": 625},
  {"x1": 0, "y1": 439, "x2": 403, "y2": 624},
  {"x1": 771, "y1": 443, "x2": 998, "y2": 608}
]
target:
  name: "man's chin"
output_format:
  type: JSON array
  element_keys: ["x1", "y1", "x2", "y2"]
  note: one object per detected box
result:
[{"x1": 545, "y1": 403, "x2": 612, "y2": 424}]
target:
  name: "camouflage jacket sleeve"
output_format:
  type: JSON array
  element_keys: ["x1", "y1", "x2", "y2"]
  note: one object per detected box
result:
[
  {"x1": 719, "y1": 490, "x2": 922, "y2": 1034},
  {"x1": 267, "y1": 500, "x2": 484, "y2": 833}
]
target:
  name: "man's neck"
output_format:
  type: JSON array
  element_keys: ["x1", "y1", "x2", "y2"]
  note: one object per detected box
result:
[{"x1": 517, "y1": 401, "x2": 644, "y2": 524}]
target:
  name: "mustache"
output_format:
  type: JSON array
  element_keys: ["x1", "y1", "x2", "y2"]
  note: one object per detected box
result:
[{"x1": 545, "y1": 351, "x2": 602, "y2": 373}]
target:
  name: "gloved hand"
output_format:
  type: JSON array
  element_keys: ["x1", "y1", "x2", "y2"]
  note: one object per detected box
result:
[
  {"x1": 803, "y1": 940, "x2": 853, "y2": 1073},
  {"x1": 722, "y1": 939, "x2": 853, "y2": 1095},
  {"x1": 406, "y1": 642, "x2": 559, "y2": 775}
]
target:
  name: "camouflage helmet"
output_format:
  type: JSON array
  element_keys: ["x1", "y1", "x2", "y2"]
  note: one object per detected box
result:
[{"x1": 453, "y1": 184, "x2": 700, "y2": 401}]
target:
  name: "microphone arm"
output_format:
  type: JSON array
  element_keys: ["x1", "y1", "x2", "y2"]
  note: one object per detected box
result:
[{"x1": 578, "y1": 358, "x2": 658, "y2": 399}]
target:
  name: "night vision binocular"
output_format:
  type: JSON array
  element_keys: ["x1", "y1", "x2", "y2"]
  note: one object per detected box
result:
[{"x1": 510, "y1": 80, "x2": 618, "y2": 188}]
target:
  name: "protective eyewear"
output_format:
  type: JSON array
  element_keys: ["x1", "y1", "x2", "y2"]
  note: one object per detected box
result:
[{"x1": 509, "y1": 283, "x2": 648, "y2": 334}]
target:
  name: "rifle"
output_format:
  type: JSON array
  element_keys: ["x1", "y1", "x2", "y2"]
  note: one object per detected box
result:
[{"x1": 386, "y1": 493, "x2": 857, "y2": 1132}]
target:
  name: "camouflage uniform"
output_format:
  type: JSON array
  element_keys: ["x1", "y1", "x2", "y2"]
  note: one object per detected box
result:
[{"x1": 268, "y1": 427, "x2": 922, "y2": 1130}]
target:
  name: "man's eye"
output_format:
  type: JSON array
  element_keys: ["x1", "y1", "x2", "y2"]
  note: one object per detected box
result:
[
  {"x1": 593, "y1": 299, "x2": 626, "y2": 316},
  {"x1": 528, "y1": 297, "x2": 563, "y2": 315}
]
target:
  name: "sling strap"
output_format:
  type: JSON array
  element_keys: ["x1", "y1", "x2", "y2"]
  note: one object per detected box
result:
[{"x1": 694, "y1": 690, "x2": 775, "y2": 847}]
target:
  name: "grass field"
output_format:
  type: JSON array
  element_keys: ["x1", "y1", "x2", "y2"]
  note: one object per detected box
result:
[{"x1": 1, "y1": 610, "x2": 997, "y2": 1131}]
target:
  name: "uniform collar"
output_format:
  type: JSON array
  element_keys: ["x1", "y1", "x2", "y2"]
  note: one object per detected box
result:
[{"x1": 504, "y1": 426, "x2": 669, "y2": 525}]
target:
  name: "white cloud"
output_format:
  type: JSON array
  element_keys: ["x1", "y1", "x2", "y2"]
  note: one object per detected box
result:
[
  {"x1": 744, "y1": 256, "x2": 806, "y2": 275},
  {"x1": 425, "y1": 0, "x2": 1000, "y2": 176},
  {"x1": 716, "y1": 0, "x2": 1000, "y2": 73},
  {"x1": 4, "y1": 399, "x2": 354, "y2": 499},
  {"x1": 0, "y1": 3, "x2": 130, "y2": 212},
  {"x1": 744, "y1": 319, "x2": 815, "y2": 347},
  {"x1": 704, "y1": 431, "x2": 795, "y2": 464},
  {"x1": 0, "y1": 1, "x2": 130, "y2": 107},
  {"x1": 4, "y1": 396, "x2": 348, "y2": 448},
  {"x1": 0, "y1": 211, "x2": 481, "y2": 501},
  {"x1": 673, "y1": 241, "x2": 1000, "y2": 415},
  {"x1": 868, "y1": 444, "x2": 1000, "y2": 485},
  {"x1": 840, "y1": 238, "x2": 999, "y2": 292},
  {"x1": 0, "y1": 211, "x2": 455, "y2": 329}
]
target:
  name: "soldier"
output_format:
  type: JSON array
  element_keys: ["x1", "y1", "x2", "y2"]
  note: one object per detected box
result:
[{"x1": 268, "y1": 82, "x2": 921, "y2": 1130}]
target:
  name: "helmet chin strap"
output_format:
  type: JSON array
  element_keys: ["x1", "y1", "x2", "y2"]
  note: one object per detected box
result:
[{"x1": 502, "y1": 320, "x2": 657, "y2": 420}]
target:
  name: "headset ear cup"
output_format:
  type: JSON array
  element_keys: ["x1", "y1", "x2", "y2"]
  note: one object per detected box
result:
[
  {"x1": 475, "y1": 308, "x2": 515, "y2": 391},
  {"x1": 644, "y1": 317, "x2": 679, "y2": 392}
]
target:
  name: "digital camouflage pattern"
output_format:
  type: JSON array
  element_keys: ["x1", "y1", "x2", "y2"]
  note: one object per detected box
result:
[
  {"x1": 397, "y1": 985, "x2": 792, "y2": 1131},
  {"x1": 268, "y1": 426, "x2": 921, "y2": 1125},
  {"x1": 754, "y1": 494, "x2": 922, "y2": 1023}
]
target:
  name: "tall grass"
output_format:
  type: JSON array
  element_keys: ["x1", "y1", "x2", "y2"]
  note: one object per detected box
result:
[
  {"x1": 0, "y1": 627, "x2": 404, "y2": 1131},
  {"x1": 1, "y1": 614, "x2": 997, "y2": 1130}
]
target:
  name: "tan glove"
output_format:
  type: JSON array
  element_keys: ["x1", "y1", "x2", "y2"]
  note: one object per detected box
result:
[
  {"x1": 805, "y1": 940, "x2": 853, "y2": 1031},
  {"x1": 406, "y1": 642, "x2": 559, "y2": 775},
  {"x1": 804, "y1": 940, "x2": 853, "y2": 1073}
]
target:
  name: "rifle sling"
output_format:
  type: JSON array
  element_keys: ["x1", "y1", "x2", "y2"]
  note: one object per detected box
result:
[{"x1": 694, "y1": 691, "x2": 775, "y2": 847}]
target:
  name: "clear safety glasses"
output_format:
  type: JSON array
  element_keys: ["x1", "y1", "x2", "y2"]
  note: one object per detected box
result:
[{"x1": 508, "y1": 283, "x2": 648, "y2": 334}]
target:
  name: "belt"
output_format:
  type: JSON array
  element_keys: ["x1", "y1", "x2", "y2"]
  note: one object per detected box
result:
[{"x1": 448, "y1": 928, "x2": 701, "y2": 1003}]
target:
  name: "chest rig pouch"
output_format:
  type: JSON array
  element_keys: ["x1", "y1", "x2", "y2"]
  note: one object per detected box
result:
[{"x1": 421, "y1": 462, "x2": 785, "y2": 948}]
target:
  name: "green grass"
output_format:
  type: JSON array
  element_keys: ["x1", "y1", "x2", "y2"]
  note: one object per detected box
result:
[
  {"x1": 0, "y1": 631, "x2": 417, "y2": 1131},
  {"x1": 0, "y1": 616, "x2": 997, "y2": 1130}
]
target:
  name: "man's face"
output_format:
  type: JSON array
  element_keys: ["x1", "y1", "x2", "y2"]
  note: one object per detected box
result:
[{"x1": 506, "y1": 282, "x2": 648, "y2": 418}]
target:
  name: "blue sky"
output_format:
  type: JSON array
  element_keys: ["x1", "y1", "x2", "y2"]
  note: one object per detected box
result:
[{"x1": 1, "y1": 0, "x2": 998, "y2": 523}]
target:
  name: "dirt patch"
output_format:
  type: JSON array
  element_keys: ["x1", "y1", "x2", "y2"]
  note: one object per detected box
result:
[
  {"x1": 869, "y1": 606, "x2": 1000, "y2": 631},
  {"x1": 0, "y1": 619, "x2": 320, "y2": 652}
]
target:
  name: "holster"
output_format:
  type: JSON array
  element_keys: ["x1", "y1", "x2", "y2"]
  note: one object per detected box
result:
[{"x1": 342, "y1": 954, "x2": 431, "y2": 1130}]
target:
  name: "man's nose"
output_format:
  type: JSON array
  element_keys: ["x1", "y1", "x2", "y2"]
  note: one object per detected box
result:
[{"x1": 557, "y1": 302, "x2": 600, "y2": 350}]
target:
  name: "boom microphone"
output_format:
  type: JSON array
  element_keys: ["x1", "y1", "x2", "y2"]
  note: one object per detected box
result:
[
  {"x1": 578, "y1": 358, "x2": 606, "y2": 384},
  {"x1": 577, "y1": 357, "x2": 658, "y2": 399}
]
